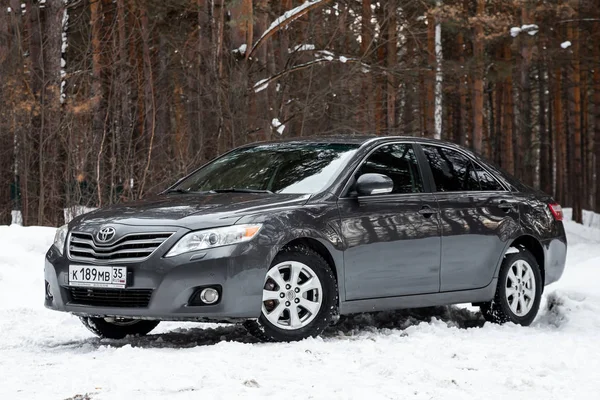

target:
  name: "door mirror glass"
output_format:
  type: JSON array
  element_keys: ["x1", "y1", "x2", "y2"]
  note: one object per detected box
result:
[{"x1": 355, "y1": 173, "x2": 394, "y2": 196}]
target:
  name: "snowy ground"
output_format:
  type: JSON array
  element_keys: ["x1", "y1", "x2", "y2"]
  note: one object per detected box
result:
[{"x1": 1, "y1": 219, "x2": 599, "y2": 400}]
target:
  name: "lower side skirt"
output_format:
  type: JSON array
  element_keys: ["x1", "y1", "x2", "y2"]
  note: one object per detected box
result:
[{"x1": 339, "y1": 278, "x2": 497, "y2": 315}]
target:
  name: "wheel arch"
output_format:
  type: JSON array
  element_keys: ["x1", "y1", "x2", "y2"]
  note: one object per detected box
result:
[
  {"x1": 281, "y1": 237, "x2": 338, "y2": 284},
  {"x1": 507, "y1": 235, "x2": 545, "y2": 286}
]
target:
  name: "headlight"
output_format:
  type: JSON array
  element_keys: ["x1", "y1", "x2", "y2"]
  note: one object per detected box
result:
[
  {"x1": 165, "y1": 224, "x2": 263, "y2": 257},
  {"x1": 54, "y1": 224, "x2": 68, "y2": 255}
]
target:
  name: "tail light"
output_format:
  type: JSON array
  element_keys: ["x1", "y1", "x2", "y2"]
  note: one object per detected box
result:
[{"x1": 548, "y1": 203, "x2": 563, "y2": 221}]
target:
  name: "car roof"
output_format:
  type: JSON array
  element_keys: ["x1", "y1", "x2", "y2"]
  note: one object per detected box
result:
[
  {"x1": 248, "y1": 135, "x2": 465, "y2": 148},
  {"x1": 248, "y1": 135, "x2": 377, "y2": 145}
]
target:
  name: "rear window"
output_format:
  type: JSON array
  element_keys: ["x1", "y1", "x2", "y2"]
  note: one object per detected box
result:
[
  {"x1": 421, "y1": 145, "x2": 480, "y2": 192},
  {"x1": 473, "y1": 162, "x2": 505, "y2": 191}
]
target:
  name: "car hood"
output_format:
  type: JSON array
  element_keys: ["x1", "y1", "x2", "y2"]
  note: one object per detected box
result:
[{"x1": 71, "y1": 192, "x2": 311, "y2": 230}]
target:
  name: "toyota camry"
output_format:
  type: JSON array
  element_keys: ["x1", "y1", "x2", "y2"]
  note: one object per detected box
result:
[{"x1": 44, "y1": 136, "x2": 567, "y2": 342}]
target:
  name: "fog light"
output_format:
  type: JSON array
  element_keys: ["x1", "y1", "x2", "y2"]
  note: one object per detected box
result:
[
  {"x1": 200, "y1": 288, "x2": 219, "y2": 304},
  {"x1": 45, "y1": 281, "x2": 53, "y2": 299}
]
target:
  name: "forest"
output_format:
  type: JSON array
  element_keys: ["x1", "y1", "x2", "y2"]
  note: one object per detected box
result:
[{"x1": 0, "y1": 0, "x2": 598, "y2": 226}]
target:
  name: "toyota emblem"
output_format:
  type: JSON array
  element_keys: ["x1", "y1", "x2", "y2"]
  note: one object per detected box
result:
[{"x1": 96, "y1": 226, "x2": 116, "y2": 243}]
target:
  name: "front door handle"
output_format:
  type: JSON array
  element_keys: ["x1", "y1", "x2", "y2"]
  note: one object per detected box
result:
[{"x1": 418, "y1": 206, "x2": 437, "y2": 217}]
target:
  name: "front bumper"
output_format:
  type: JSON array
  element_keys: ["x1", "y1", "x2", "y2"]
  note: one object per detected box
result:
[{"x1": 44, "y1": 242, "x2": 270, "y2": 322}]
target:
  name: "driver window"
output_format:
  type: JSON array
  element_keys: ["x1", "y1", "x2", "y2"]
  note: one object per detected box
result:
[{"x1": 358, "y1": 144, "x2": 423, "y2": 194}]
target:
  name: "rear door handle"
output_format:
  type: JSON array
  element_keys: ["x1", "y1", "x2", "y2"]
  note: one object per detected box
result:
[
  {"x1": 418, "y1": 206, "x2": 438, "y2": 217},
  {"x1": 496, "y1": 200, "x2": 515, "y2": 211}
]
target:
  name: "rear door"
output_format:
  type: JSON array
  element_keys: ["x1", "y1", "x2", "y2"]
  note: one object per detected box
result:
[
  {"x1": 338, "y1": 143, "x2": 441, "y2": 300},
  {"x1": 419, "y1": 144, "x2": 520, "y2": 292}
]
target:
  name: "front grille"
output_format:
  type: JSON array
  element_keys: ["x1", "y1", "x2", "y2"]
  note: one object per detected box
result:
[
  {"x1": 68, "y1": 231, "x2": 173, "y2": 263},
  {"x1": 68, "y1": 287, "x2": 153, "y2": 308}
]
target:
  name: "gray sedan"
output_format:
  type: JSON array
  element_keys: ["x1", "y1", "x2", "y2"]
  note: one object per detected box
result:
[{"x1": 44, "y1": 136, "x2": 567, "y2": 341}]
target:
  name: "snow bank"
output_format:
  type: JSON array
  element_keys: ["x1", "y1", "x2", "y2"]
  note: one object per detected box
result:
[
  {"x1": 64, "y1": 206, "x2": 97, "y2": 224},
  {"x1": 2, "y1": 216, "x2": 600, "y2": 399},
  {"x1": 0, "y1": 225, "x2": 55, "y2": 310},
  {"x1": 563, "y1": 207, "x2": 600, "y2": 230},
  {"x1": 562, "y1": 208, "x2": 600, "y2": 243}
]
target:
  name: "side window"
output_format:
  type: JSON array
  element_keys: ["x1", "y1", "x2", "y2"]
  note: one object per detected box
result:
[
  {"x1": 473, "y1": 162, "x2": 505, "y2": 191},
  {"x1": 357, "y1": 144, "x2": 423, "y2": 194},
  {"x1": 422, "y1": 145, "x2": 480, "y2": 192}
]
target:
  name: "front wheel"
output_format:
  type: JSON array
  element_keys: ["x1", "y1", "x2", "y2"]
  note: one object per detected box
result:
[
  {"x1": 480, "y1": 248, "x2": 542, "y2": 326},
  {"x1": 244, "y1": 245, "x2": 338, "y2": 342},
  {"x1": 80, "y1": 317, "x2": 160, "y2": 339}
]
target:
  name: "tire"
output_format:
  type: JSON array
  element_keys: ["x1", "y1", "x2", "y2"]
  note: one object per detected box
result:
[
  {"x1": 243, "y1": 245, "x2": 338, "y2": 342},
  {"x1": 80, "y1": 317, "x2": 160, "y2": 339},
  {"x1": 480, "y1": 248, "x2": 542, "y2": 326}
]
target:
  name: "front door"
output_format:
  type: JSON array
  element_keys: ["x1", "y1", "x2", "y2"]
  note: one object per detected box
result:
[
  {"x1": 338, "y1": 143, "x2": 441, "y2": 300},
  {"x1": 419, "y1": 144, "x2": 520, "y2": 292}
]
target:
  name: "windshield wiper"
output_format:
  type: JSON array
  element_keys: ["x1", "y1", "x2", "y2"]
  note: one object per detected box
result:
[
  {"x1": 164, "y1": 188, "x2": 190, "y2": 194},
  {"x1": 212, "y1": 188, "x2": 273, "y2": 194}
]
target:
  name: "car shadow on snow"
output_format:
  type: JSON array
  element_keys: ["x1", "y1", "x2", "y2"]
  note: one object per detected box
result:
[
  {"x1": 52, "y1": 306, "x2": 486, "y2": 350},
  {"x1": 324, "y1": 306, "x2": 486, "y2": 337}
]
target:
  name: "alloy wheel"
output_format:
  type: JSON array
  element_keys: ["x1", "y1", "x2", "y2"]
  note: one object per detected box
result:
[
  {"x1": 261, "y1": 261, "x2": 323, "y2": 330},
  {"x1": 505, "y1": 259, "x2": 536, "y2": 317}
]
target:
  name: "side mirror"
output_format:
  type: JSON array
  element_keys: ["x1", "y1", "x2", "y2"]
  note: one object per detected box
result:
[{"x1": 355, "y1": 173, "x2": 394, "y2": 196}]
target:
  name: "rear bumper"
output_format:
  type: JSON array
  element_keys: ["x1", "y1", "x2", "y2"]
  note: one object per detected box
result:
[
  {"x1": 542, "y1": 235, "x2": 567, "y2": 286},
  {"x1": 44, "y1": 243, "x2": 270, "y2": 322}
]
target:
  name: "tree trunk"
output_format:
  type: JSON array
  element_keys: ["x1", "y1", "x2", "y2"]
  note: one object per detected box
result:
[
  {"x1": 25, "y1": 1, "x2": 43, "y2": 225},
  {"x1": 43, "y1": 0, "x2": 65, "y2": 225},
  {"x1": 254, "y1": 0, "x2": 269, "y2": 140},
  {"x1": 457, "y1": 32, "x2": 468, "y2": 147},
  {"x1": 594, "y1": 17, "x2": 600, "y2": 212},
  {"x1": 494, "y1": 46, "x2": 503, "y2": 167},
  {"x1": 539, "y1": 60, "x2": 551, "y2": 195},
  {"x1": 434, "y1": 0, "x2": 443, "y2": 140},
  {"x1": 553, "y1": 68, "x2": 566, "y2": 204},
  {"x1": 0, "y1": 3, "x2": 12, "y2": 224},
  {"x1": 518, "y1": 3, "x2": 534, "y2": 186},
  {"x1": 402, "y1": 39, "x2": 416, "y2": 135},
  {"x1": 581, "y1": 60, "x2": 590, "y2": 209},
  {"x1": 229, "y1": 0, "x2": 253, "y2": 55},
  {"x1": 0, "y1": 7, "x2": 9, "y2": 66},
  {"x1": 90, "y1": 0, "x2": 105, "y2": 206},
  {"x1": 138, "y1": 5, "x2": 157, "y2": 198},
  {"x1": 386, "y1": 1, "x2": 397, "y2": 131},
  {"x1": 502, "y1": 43, "x2": 515, "y2": 174},
  {"x1": 471, "y1": 0, "x2": 485, "y2": 154},
  {"x1": 425, "y1": 8, "x2": 435, "y2": 138},
  {"x1": 360, "y1": 0, "x2": 373, "y2": 132},
  {"x1": 116, "y1": 0, "x2": 133, "y2": 200},
  {"x1": 567, "y1": 18, "x2": 583, "y2": 223}
]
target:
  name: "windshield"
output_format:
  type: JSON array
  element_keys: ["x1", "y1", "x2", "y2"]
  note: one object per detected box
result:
[{"x1": 172, "y1": 143, "x2": 359, "y2": 194}]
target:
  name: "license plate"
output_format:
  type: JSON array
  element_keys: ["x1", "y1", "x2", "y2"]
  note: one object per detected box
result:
[{"x1": 69, "y1": 265, "x2": 127, "y2": 288}]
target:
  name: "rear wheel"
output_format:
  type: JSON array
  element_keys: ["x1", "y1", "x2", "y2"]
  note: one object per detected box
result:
[
  {"x1": 244, "y1": 245, "x2": 338, "y2": 342},
  {"x1": 80, "y1": 317, "x2": 159, "y2": 339},
  {"x1": 480, "y1": 248, "x2": 542, "y2": 326}
]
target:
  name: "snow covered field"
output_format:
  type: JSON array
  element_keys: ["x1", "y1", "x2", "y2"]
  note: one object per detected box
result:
[{"x1": 1, "y1": 219, "x2": 599, "y2": 400}]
